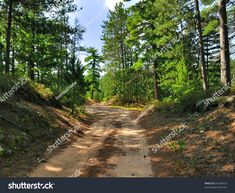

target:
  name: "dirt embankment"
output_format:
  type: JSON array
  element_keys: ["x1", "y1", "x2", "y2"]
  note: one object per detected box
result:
[
  {"x1": 0, "y1": 78, "x2": 91, "y2": 177},
  {"x1": 140, "y1": 104, "x2": 235, "y2": 177}
]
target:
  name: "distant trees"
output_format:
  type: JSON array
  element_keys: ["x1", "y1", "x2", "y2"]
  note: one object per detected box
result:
[
  {"x1": 102, "y1": 3, "x2": 130, "y2": 71},
  {"x1": 85, "y1": 47, "x2": 101, "y2": 100}
]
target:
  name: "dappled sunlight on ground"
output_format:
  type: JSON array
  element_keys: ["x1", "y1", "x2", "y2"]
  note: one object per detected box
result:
[
  {"x1": 26, "y1": 104, "x2": 235, "y2": 177},
  {"x1": 140, "y1": 106, "x2": 235, "y2": 177},
  {"x1": 30, "y1": 105, "x2": 153, "y2": 177},
  {"x1": 45, "y1": 165, "x2": 63, "y2": 172}
]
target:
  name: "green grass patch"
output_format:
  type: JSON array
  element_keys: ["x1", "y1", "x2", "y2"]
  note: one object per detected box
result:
[{"x1": 108, "y1": 105, "x2": 144, "y2": 111}]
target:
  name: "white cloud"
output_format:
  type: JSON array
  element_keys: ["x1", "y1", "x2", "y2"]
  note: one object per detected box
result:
[
  {"x1": 105, "y1": 0, "x2": 123, "y2": 11},
  {"x1": 86, "y1": 10, "x2": 104, "y2": 27}
]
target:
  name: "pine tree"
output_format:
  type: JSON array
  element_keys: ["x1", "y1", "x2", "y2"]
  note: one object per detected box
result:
[
  {"x1": 218, "y1": 0, "x2": 231, "y2": 86},
  {"x1": 85, "y1": 47, "x2": 101, "y2": 100},
  {"x1": 194, "y1": 0, "x2": 209, "y2": 90}
]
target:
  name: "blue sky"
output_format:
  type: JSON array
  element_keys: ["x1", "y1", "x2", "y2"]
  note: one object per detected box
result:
[{"x1": 69, "y1": 0, "x2": 139, "y2": 60}]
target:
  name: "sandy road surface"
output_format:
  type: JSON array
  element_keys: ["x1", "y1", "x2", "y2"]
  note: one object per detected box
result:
[{"x1": 29, "y1": 105, "x2": 153, "y2": 177}]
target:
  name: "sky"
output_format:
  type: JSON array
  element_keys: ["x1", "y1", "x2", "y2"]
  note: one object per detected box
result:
[{"x1": 68, "y1": 0, "x2": 139, "y2": 61}]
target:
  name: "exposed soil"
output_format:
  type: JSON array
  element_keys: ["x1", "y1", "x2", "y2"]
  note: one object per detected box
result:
[
  {"x1": 1, "y1": 100, "x2": 234, "y2": 177},
  {"x1": 0, "y1": 100, "x2": 91, "y2": 177},
  {"x1": 29, "y1": 105, "x2": 153, "y2": 177},
  {"x1": 140, "y1": 106, "x2": 235, "y2": 177}
]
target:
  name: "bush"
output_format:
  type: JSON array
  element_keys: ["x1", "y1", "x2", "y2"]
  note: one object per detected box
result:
[
  {"x1": 154, "y1": 98, "x2": 176, "y2": 112},
  {"x1": 153, "y1": 90, "x2": 210, "y2": 113},
  {"x1": 31, "y1": 82, "x2": 53, "y2": 98},
  {"x1": 175, "y1": 91, "x2": 208, "y2": 113}
]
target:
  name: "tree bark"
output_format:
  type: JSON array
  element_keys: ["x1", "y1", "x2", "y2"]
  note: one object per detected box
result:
[
  {"x1": 153, "y1": 61, "x2": 160, "y2": 100},
  {"x1": 218, "y1": 0, "x2": 231, "y2": 86},
  {"x1": 28, "y1": 60, "x2": 35, "y2": 80},
  {"x1": 91, "y1": 89, "x2": 94, "y2": 100},
  {"x1": 0, "y1": 44, "x2": 3, "y2": 73},
  {"x1": 11, "y1": 46, "x2": 15, "y2": 74},
  {"x1": 28, "y1": 25, "x2": 35, "y2": 80},
  {"x1": 5, "y1": 0, "x2": 13, "y2": 74},
  {"x1": 195, "y1": 0, "x2": 209, "y2": 91}
]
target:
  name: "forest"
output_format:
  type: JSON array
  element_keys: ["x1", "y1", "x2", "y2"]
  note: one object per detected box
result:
[
  {"x1": 0, "y1": 0, "x2": 234, "y2": 105},
  {"x1": 99, "y1": 0, "x2": 235, "y2": 106},
  {"x1": 0, "y1": 0, "x2": 235, "y2": 177}
]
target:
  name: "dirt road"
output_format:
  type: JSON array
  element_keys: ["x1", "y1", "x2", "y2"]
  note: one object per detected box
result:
[{"x1": 29, "y1": 105, "x2": 153, "y2": 177}]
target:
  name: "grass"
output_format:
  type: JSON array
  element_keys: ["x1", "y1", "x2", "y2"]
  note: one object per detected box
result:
[
  {"x1": 31, "y1": 82, "x2": 53, "y2": 98},
  {"x1": 108, "y1": 105, "x2": 144, "y2": 111}
]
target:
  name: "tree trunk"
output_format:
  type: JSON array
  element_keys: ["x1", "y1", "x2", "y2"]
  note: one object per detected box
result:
[
  {"x1": 5, "y1": 0, "x2": 13, "y2": 74},
  {"x1": 206, "y1": 35, "x2": 209, "y2": 72},
  {"x1": 195, "y1": 0, "x2": 209, "y2": 91},
  {"x1": 28, "y1": 60, "x2": 35, "y2": 80},
  {"x1": 57, "y1": 42, "x2": 63, "y2": 91},
  {"x1": 91, "y1": 61, "x2": 95, "y2": 100},
  {"x1": 91, "y1": 89, "x2": 94, "y2": 100},
  {"x1": 0, "y1": 45, "x2": 3, "y2": 73},
  {"x1": 11, "y1": 46, "x2": 15, "y2": 74},
  {"x1": 218, "y1": 0, "x2": 231, "y2": 86},
  {"x1": 153, "y1": 61, "x2": 160, "y2": 100},
  {"x1": 28, "y1": 27, "x2": 35, "y2": 80}
]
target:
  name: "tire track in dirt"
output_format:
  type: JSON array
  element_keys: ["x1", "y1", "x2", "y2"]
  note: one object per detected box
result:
[{"x1": 29, "y1": 105, "x2": 153, "y2": 177}]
